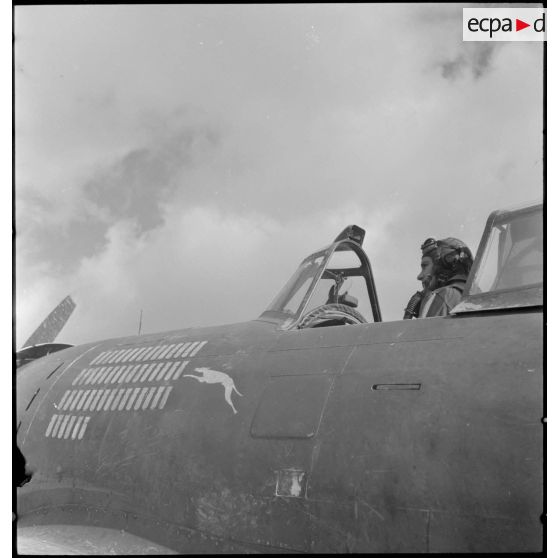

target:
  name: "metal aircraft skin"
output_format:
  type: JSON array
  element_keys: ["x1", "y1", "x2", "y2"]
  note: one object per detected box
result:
[{"x1": 16, "y1": 203, "x2": 543, "y2": 554}]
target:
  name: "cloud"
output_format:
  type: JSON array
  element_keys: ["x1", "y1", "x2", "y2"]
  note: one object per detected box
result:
[
  {"x1": 17, "y1": 107, "x2": 224, "y2": 272},
  {"x1": 439, "y1": 43, "x2": 500, "y2": 80},
  {"x1": 84, "y1": 119, "x2": 221, "y2": 231},
  {"x1": 405, "y1": 4, "x2": 504, "y2": 81}
]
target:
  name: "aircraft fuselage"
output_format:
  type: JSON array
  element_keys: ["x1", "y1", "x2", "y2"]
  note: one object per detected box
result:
[{"x1": 17, "y1": 307, "x2": 542, "y2": 553}]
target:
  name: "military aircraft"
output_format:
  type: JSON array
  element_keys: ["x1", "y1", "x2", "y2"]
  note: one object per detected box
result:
[{"x1": 16, "y1": 202, "x2": 543, "y2": 554}]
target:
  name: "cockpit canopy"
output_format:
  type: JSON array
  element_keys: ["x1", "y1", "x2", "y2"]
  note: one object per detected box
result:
[
  {"x1": 260, "y1": 225, "x2": 381, "y2": 329},
  {"x1": 453, "y1": 203, "x2": 543, "y2": 313}
]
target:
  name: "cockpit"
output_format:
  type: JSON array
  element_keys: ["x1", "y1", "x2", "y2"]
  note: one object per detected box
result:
[
  {"x1": 259, "y1": 225, "x2": 382, "y2": 329},
  {"x1": 259, "y1": 203, "x2": 543, "y2": 329}
]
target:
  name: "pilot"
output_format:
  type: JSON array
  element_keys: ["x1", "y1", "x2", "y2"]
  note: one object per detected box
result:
[{"x1": 404, "y1": 237, "x2": 473, "y2": 319}]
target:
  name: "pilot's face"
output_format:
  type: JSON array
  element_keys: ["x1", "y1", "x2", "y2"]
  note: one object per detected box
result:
[{"x1": 417, "y1": 256, "x2": 436, "y2": 290}]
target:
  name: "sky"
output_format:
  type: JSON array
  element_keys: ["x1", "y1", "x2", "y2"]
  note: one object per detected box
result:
[{"x1": 14, "y1": 3, "x2": 544, "y2": 347}]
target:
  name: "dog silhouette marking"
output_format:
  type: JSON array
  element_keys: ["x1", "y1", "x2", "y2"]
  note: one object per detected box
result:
[{"x1": 183, "y1": 367, "x2": 243, "y2": 414}]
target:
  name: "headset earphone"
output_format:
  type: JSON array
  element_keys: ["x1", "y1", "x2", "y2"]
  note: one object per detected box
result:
[{"x1": 421, "y1": 238, "x2": 471, "y2": 274}]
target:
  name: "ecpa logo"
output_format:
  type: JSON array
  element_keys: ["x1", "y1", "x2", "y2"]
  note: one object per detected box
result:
[{"x1": 463, "y1": 8, "x2": 546, "y2": 42}]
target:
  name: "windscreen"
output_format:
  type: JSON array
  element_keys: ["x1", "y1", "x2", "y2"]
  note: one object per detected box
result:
[
  {"x1": 265, "y1": 253, "x2": 327, "y2": 316},
  {"x1": 471, "y1": 209, "x2": 543, "y2": 294},
  {"x1": 304, "y1": 248, "x2": 373, "y2": 322}
]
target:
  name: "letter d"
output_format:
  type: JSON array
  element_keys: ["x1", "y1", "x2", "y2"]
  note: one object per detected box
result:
[{"x1": 534, "y1": 13, "x2": 545, "y2": 32}]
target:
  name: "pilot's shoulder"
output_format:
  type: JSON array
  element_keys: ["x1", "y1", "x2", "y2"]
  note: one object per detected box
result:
[{"x1": 433, "y1": 283, "x2": 465, "y2": 311}]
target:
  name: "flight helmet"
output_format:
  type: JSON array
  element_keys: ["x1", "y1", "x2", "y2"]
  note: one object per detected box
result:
[{"x1": 420, "y1": 237, "x2": 473, "y2": 286}]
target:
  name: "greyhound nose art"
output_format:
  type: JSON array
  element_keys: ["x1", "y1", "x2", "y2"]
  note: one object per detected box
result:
[{"x1": 183, "y1": 366, "x2": 243, "y2": 414}]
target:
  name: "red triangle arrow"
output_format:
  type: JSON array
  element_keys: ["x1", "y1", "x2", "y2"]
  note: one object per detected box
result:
[{"x1": 516, "y1": 19, "x2": 530, "y2": 31}]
